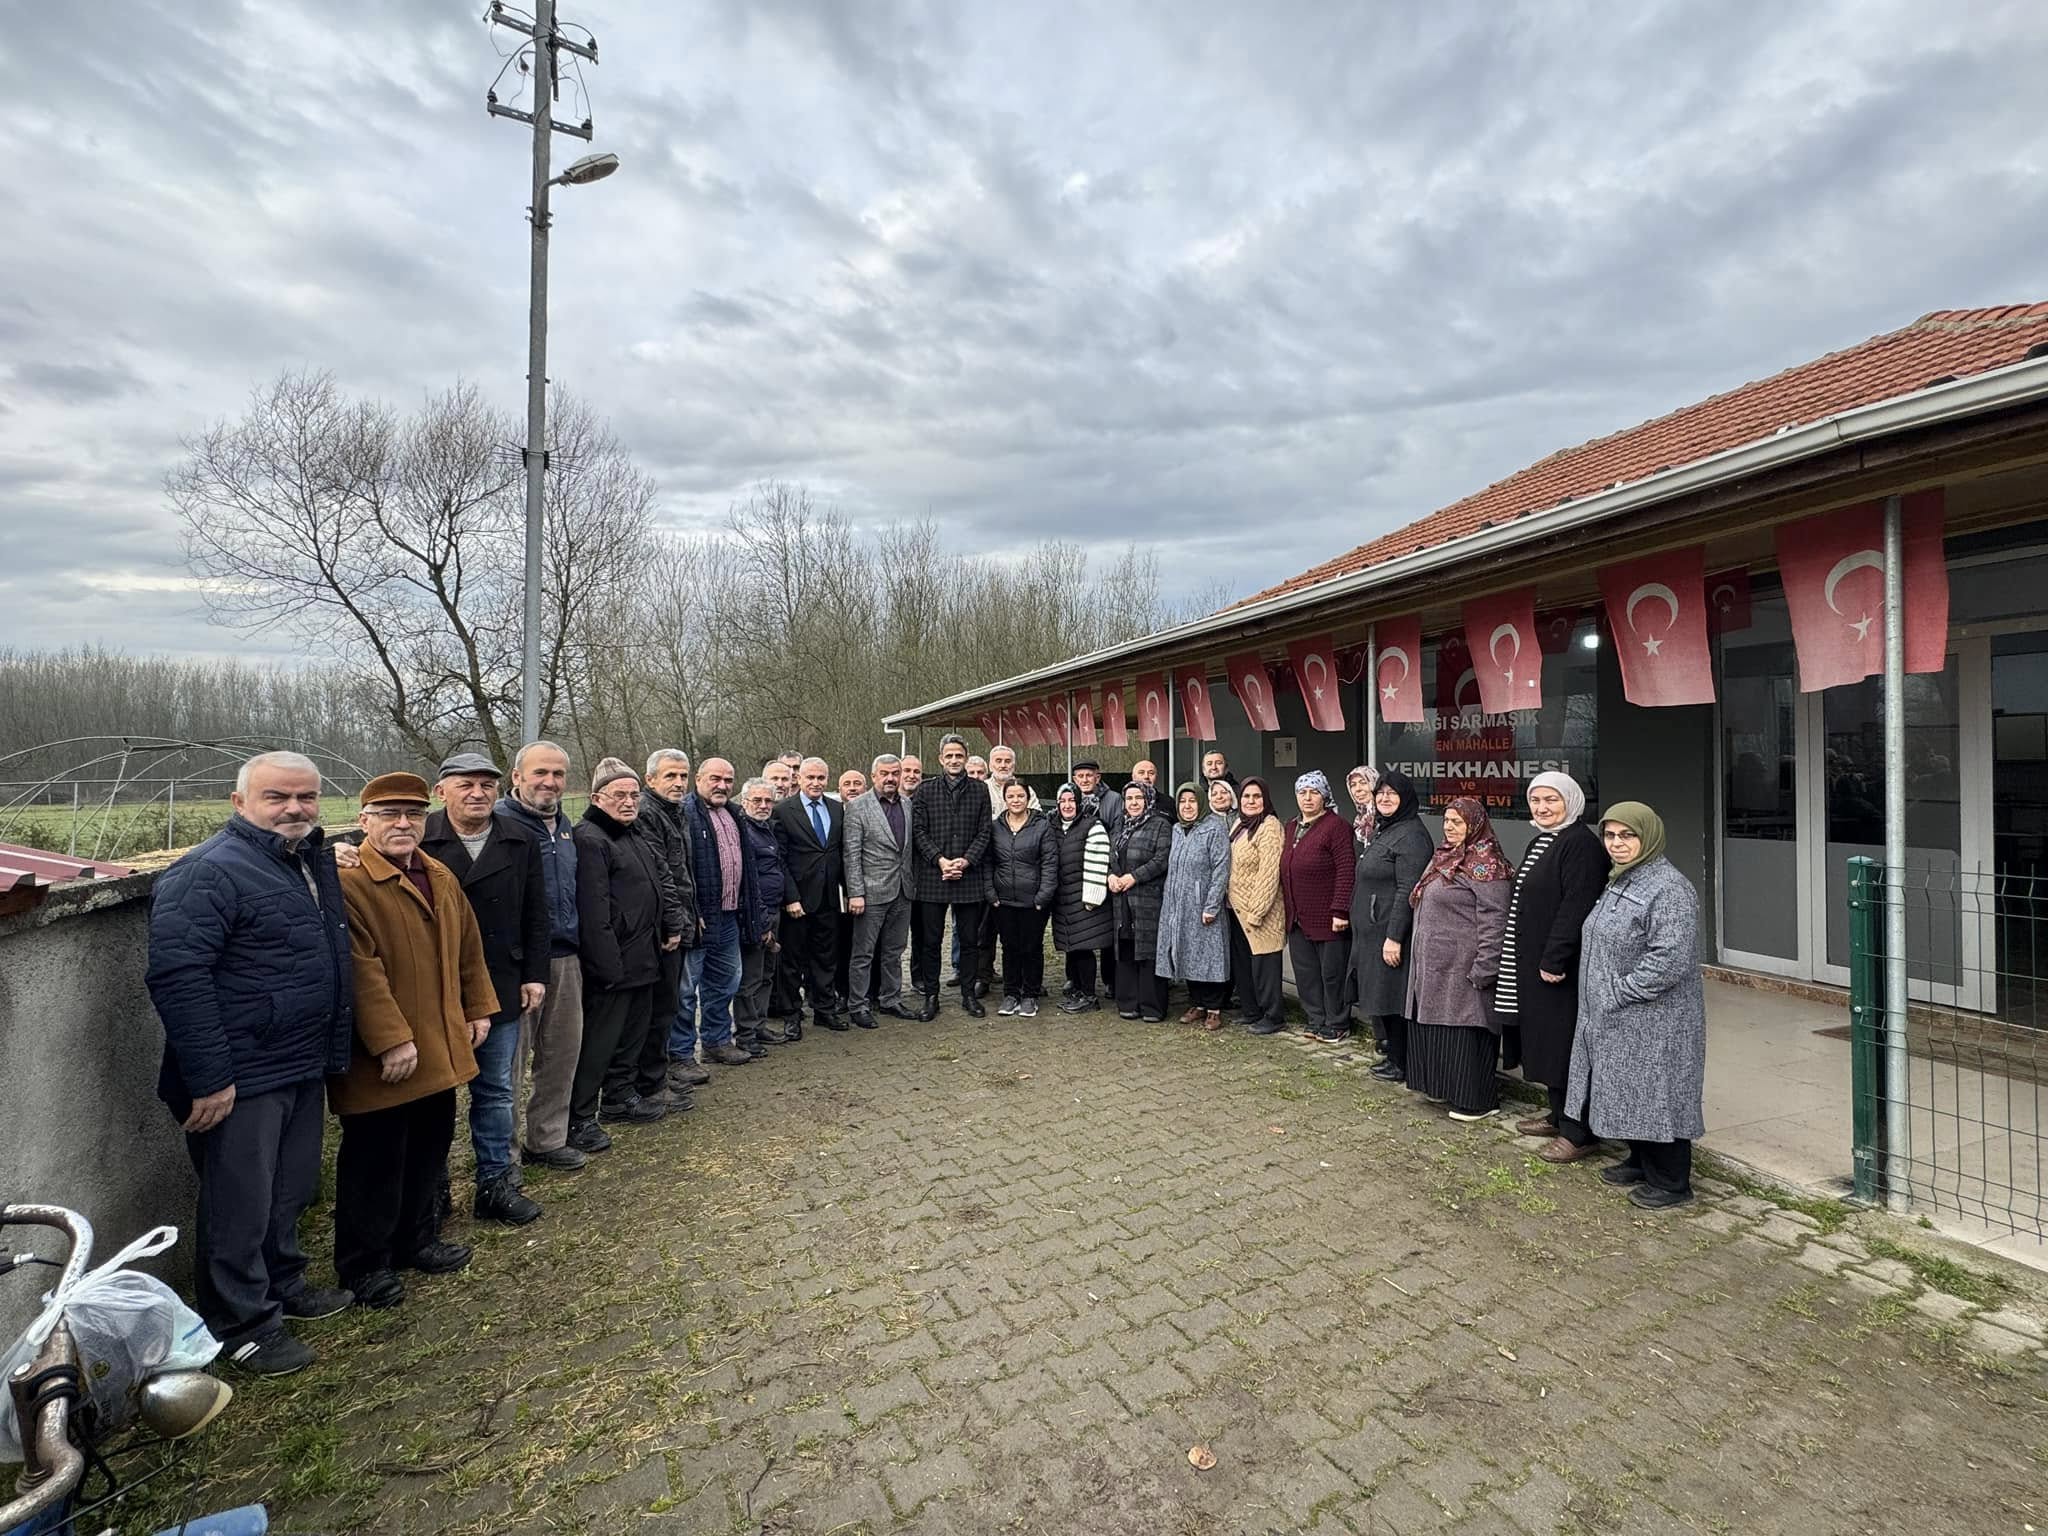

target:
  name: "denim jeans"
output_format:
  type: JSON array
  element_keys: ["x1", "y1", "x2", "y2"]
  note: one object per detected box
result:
[
  {"x1": 670, "y1": 910, "x2": 741, "y2": 1052},
  {"x1": 468, "y1": 1011, "x2": 522, "y2": 1184}
]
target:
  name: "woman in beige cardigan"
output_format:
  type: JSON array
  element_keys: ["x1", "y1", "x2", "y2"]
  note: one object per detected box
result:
[{"x1": 1227, "y1": 776, "x2": 1287, "y2": 1034}]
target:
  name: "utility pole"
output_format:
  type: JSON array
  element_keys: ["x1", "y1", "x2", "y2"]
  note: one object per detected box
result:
[{"x1": 487, "y1": 0, "x2": 606, "y2": 751}]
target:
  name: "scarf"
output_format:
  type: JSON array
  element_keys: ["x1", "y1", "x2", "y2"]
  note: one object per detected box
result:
[
  {"x1": 1347, "y1": 764, "x2": 1378, "y2": 845},
  {"x1": 1294, "y1": 769, "x2": 1332, "y2": 809},
  {"x1": 1114, "y1": 783, "x2": 1157, "y2": 853},
  {"x1": 1410, "y1": 794, "x2": 1512, "y2": 908},
  {"x1": 1527, "y1": 770, "x2": 1587, "y2": 829},
  {"x1": 1371, "y1": 767, "x2": 1421, "y2": 832},
  {"x1": 1234, "y1": 775, "x2": 1274, "y2": 842},
  {"x1": 1055, "y1": 783, "x2": 1079, "y2": 828},
  {"x1": 1174, "y1": 782, "x2": 1204, "y2": 826},
  {"x1": 1599, "y1": 800, "x2": 1667, "y2": 883}
]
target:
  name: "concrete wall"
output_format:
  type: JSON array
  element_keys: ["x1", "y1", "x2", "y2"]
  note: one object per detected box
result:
[{"x1": 0, "y1": 871, "x2": 196, "y2": 1334}]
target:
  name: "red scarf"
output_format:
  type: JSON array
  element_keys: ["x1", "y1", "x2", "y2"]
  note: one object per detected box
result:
[{"x1": 1410, "y1": 795, "x2": 1512, "y2": 908}]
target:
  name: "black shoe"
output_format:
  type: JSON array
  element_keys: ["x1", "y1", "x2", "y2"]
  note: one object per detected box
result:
[
  {"x1": 707, "y1": 1043, "x2": 754, "y2": 1065},
  {"x1": 567, "y1": 1120, "x2": 613, "y2": 1154},
  {"x1": 756, "y1": 1020, "x2": 789, "y2": 1045},
  {"x1": 942, "y1": 973, "x2": 963, "y2": 990},
  {"x1": 820, "y1": 1012, "x2": 851, "y2": 1032},
  {"x1": 599, "y1": 1095, "x2": 667, "y2": 1124},
  {"x1": 669, "y1": 1060, "x2": 712, "y2": 1087},
  {"x1": 974, "y1": 978, "x2": 992, "y2": 998},
  {"x1": 1248, "y1": 1018, "x2": 1285, "y2": 1035},
  {"x1": 352, "y1": 1269, "x2": 406, "y2": 1309},
  {"x1": 746, "y1": 1042, "x2": 768, "y2": 1059},
  {"x1": 917, "y1": 992, "x2": 940, "y2": 1022},
  {"x1": 475, "y1": 1175, "x2": 542, "y2": 1226},
  {"x1": 403, "y1": 1240, "x2": 472, "y2": 1275},
  {"x1": 1369, "y1": 1060, "x2": 1405, "y2": 1081},
  {"x1": 1059, "y1": 992, "x2": 1097, "y2": 1014},
  {"x1": 878, "y1": 1002, "x2": 916, "y2": 1021},
  {"x1": 852, "y1": 1010, "x2": 878, "y2": 1029},
  {"x1": 782, "y1": 1018, "x2": 803, "y2": 1042},
  {"x1": 1629, "y1": 1185, "x2": 1695, "y2": 1210},
  {"x1": 961, "y1": 990, "x2": 987, "y2": 1019},
  {"x1": 281, "y1": 1285, "x2": 354, "y2": 1321},
  {"x1": 1140, "y1": 1012, "x2": 1166, "y2": 1023},
  {"x1": 523, "y1": 1143, "x2": 588, "y2": 1170},
  {"x1": 1118, "y1": 1009, "x2": 1141, "y2": 1020},
  {"x1": 226, "y1": 1330, "x2": 316, "y2": 1377},
  {"x1": 1600, "y1": 1163, "x2": 1647, "y2": 1186}
]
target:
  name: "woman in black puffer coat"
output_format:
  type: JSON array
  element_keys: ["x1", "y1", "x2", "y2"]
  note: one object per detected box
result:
[
  {"x1": 1108, "y1": 782, "x2": 1173, "y2": 1021},
  {"x1": 989, "y1": 781, "x2": 1059, "y2": 1015}
]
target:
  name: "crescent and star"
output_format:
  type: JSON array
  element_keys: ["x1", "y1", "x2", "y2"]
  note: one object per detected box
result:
[{"x1": 1823, "y1": 548, "x2": 1885, "y2": 642}]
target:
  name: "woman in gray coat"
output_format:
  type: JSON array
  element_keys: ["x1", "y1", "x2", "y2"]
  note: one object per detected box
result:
[
  {"x1": 1404, "y1": 796, "x2": 1513, "y2": 1121},
  {"x1": 1564, "y1": 802, "x2": 1706, "y2": 1210},
  {"x1": 1348, "y1": 769, "x2": 1434, "y2": 1084},
  {"x1": 1157, "y1": 783, "x2": 1233, "y2": 1031}
]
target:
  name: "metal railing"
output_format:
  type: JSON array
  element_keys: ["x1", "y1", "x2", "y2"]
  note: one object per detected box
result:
[{"x1": 1849, "y1": 857, "x2": 2048, "y2": 1236}]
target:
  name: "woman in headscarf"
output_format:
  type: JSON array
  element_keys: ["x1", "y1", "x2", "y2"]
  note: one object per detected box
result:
[
  {"x1": 1492, "y1": 773, "x2": 1609, "y2": 1156},
  {"x1": 1207, "y1": 778, "x2": 1243, "y2": 1015},
  {"x1": 1049, "y1": 782, "x2": 1114, "y2": 1013},
  {"x1": 1227, "y1": 776, "x2": 1287, "y2": 1035},
  {"x1": 1347, "y1": 769, "x2": 1434, "y2": 1082},
  {"x1": 1279, "y1": 770, "x2": 1357, "y2": 1042},
  {"x1": 1405, "y1": 796, "x2": 1513, "y2": 1120},
  {"x1": 1564, "y1": 803, "x2": 1706, "y2": 1209},
  {"x1": 1346, "y1": 765, "x2": 1379, "y2": 850},
  {"x1": 988, "y1": 779, "x2": 1058, "y2": 1017},
  {"x1": 1157, "y1": 784, "x2": 1233, "y2": 1030},
  {"x1": 1106, "y1": 781, "x2": 1173, "y2": 1021}
]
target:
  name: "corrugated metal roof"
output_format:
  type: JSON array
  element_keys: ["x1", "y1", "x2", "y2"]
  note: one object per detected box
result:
[{"x1": 0, "y1": 842, "x2": 135, "y2": 894}]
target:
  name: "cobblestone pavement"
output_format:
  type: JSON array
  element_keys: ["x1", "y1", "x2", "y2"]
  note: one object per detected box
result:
[{"x1": 149, "y1": 1006, "x2": 2048, "y2": 1535}]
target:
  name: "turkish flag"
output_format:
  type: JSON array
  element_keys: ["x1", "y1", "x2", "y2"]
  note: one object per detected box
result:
[
  {"x1": 1285, "y1": 635, "x2": 1347, "y2": 733},
  {"x1": 978, "y1": 712, "x2": 1000, "y2": 745},
  {"x1": 1598, "y1": 546, "x2": 1717, "y2": 707},
  {"x1": 1011, "y1": 705, "x2": 1043, "y2": 748},
  {"x1": 1101, "y1": 682, "x2": 1129, "y2": 747},
  {"x1": 1072, "y1": 692, "x2": 1097, "y2": 745},
  {"x1": 1034, "y1": 697, "x2": 1064, "y2": 746},
  {"x1": 994, "y1": 708, "x2": 1013, "y2": 746},
  {"x1": 1436, "y1": 631, "x2": 1479, "y2": 713},
  {"x1": 1052, "y1": 695, "x2": 1075, "y2": 747},
  {"x1": 1334, "y1": 643, "x2": 1370, "y2": 685},
  {"x1": 1178, "y1": 670, "x2": 1218, "y2": 739},
  {"x1": 1226, "y1": 652, "x2": 1280, "y2": 731},
  {"x1": 1373, "y1": 615, "x2": 1425, "y2": 724},
  {"x1": 1537, "y1": 608, "x2": 1583, "y2": 655},
  {"x1": 1461, "y1": 587, "x2": 1543, "y2": 713},
  {"x1": 1776, "y1": 490, "x2": 1947, "y2": 691},
  {"x1": 1707, "y1": 567, "x2": 1753, "y2": 635},
  {"x1": 1134, "y1": 672, "x2": 1172, "y2": 741}
]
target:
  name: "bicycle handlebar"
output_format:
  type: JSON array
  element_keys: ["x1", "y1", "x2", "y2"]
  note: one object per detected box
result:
[
  {"x1": 0, "y1": 1206, "x2": 93, "y2": 1528},
  {"x1": 0, "y1": 1204, "x2": 94, "y2": 1295}
]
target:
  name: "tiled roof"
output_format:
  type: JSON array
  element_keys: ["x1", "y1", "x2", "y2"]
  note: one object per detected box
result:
[{"x1": 1239, "y1": 302, "x2": 2048, "y2": 607}]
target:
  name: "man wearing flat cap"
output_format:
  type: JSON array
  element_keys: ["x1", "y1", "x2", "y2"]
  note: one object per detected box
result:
[
  {"x1": 420, "y1": 752, "x2": 551, "y2": 1226},
  {"x1": 332, "y1": 772, "x2": 499, "y2": 1309}
]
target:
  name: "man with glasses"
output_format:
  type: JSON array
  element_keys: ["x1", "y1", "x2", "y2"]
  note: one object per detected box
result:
[
  {"x1": 679, "y1": 757, "x2": 759, "y2": 1067},
  {"x1": 146, "y1": 750, "x2": 355, "y2": 1376}
]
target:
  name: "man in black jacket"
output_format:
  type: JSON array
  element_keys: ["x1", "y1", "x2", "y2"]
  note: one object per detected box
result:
[
  {"x1": 569, "y1": 759, "x2": 683, "y2": 1149},
  {"x1": 911, "y1": 734, "x2": 993, "y2": 1019},
  {"x1": 635, "y1": 748, "x2": 705, "y2": 1100},
  {"x1": 420, "y1": 752, "x2": 551, "y2": 1226},
  {"x1": 772, "y1": 755, "x2": 847, "y2": 1032}
]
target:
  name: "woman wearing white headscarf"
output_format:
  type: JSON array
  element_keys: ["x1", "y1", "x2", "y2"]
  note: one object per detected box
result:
[{"x1": 1492, "y1": 772, "x2": 1608, "y2": 1157}]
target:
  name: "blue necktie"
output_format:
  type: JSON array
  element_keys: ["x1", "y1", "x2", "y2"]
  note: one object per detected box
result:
[{"x1": 810, "y1": 798, "x2": 827, "y2": 845}]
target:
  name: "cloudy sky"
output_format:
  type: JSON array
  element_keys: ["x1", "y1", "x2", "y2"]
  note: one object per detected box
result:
[{"x1": 2, "y1": 1, "x2": 2043, "y2": 659}]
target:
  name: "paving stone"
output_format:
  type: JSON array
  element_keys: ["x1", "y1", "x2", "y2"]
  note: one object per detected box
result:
[
  {"x1": 1976, "y1": 1307, "x2": 2047, "y2": 1343},
  {"x1": 1103, "y1": 1357, "x2": 1193, "y2": 1412},
  {"x1": 1911, "y1": 1290, "x2": 1977, "y2": 1325},
  {"x1": 1965, "y1": 1320, "x2": 2038, "y2": 1358},
  {"x1": 1490, "y1": 1463, "x2": 1577, "y2": 1536},
  {"x1": 848, "y1": 1370, "x2": 935, "y2": 1424},
  {"x1": 1792, "y1": 1243, "x2": 1854, "y2": 1275},
  {"x1": 1858, "y1": 1257, "x2": 1917, "y2": 1287},
  {"x1": 1319, "y1": 1415, "x2": 1411, "y2": 1484},
  {"x1": 1811, "y1": 1231, "x2": 1871, "y2": 1259},
  {"x1": 1690, "y1": 1207, "x2": 1748, "y2": 1235},
  {"x1": 1753, "y1": 1215, "x2": 1814, "y2": 1247},
  {"x1": 1720, "y1": 1194, "x2": 1778, "y2": 1219},
  {"x1": 1693, "y1": 1176, "x2": 1739, "y2": 1198},
  {"x1": 883, "y1": 1445, "x2": 978, "y2": 1513},
  {"x1": 1840, "y1": 1271, "x2": 1903, "y2": 1302}
]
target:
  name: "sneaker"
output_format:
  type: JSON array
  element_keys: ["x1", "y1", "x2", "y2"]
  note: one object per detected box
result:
[
  {"x1": 1447, "y1": 1108, "x2": 1497, "y2": 1123},
  {"x1": 352, "y1": 1269, "x2": 406, "y2": 1309},
  {"x1": 998, "y1": 995, "x2": 1021, "y2": 1016},
  {"x1": 281, "y1": 1285, "x2": 354, "y2": 1322},
  {"x1": 226, "y1": 1330, "x2": 315, "y2": 1377},
  {"x1": 402, "y1": 1240, "x2": 472, "y2": 1276},
  {"x1": 1599, "y1": 1162, "x2": 1646, "y2": 1186},
  {"x1": 566, "y1": 1120, "x2": 613, "y2": 1154},
  {"x1": 475, "y1": 1175, "x2": 542, "y2": 1226},
  {"x1": 1368, "y1": 1060, "x2": 1404, "y2": 1081},
  {"x1": 1020, "y1": 997, "x2": 1039, "y2": 1018},
  {"x1": 523, "y1": 1143, "x2": 588, "y2": 1170},
  {"x1": 1629, "y1": 1185, "x2": 1695, "y2": 1211},
  {"x1": 1059, "y1": 992, "x2": 1098, "y2": 1014}
]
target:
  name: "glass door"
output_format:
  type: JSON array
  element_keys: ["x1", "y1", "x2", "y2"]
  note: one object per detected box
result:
[{"x1": 1718, "y1": 594, "x2": 1806, "y2": 975}]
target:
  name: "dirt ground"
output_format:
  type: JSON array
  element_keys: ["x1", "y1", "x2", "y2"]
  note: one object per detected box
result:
[{"x1": 125, "y1": 1002, "x2": 2048, "y2": 1535}]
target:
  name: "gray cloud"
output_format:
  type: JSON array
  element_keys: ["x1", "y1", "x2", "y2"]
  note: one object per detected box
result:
[{"x1": 2, "y1": 0, "x2": 2044, "y2": 661}]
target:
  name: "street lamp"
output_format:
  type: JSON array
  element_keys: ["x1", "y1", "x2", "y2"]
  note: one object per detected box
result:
[{"x1": 554, "y1": 152, "x2": 619, "y2": 187}]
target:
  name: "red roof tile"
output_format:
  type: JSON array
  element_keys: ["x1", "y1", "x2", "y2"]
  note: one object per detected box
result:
[{"x1": 1239, "y1": 303, "x2": 2048, "y2": 607}]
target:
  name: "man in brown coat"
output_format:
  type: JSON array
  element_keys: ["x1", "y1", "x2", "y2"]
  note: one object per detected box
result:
[{"x1": 333, "y1": 772, "x2": 499, "y2": 1308}]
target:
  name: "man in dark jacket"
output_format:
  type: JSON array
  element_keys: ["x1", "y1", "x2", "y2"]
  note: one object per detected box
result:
[
  {"x1": 568, "y1": 759, "x2": 682, "y2": 1149},
  {"x1": 496, "y1": 742, "x2": 587, "y2": 1171},
  {"x1": 911, "y1": 734, "x2": 993, "y2": 1019},
  {"x1": 636, "y1": 748, "x2": 706, "y2": 1100},
  {"x1": 145, "y1": 750, "x2": 354, "y2": 1377},
  {"x1": 679, "y1": 758, "x2": 758, "y2": 1066},
  {"x1": 773, "y1": 755, "x2": 847, "y2": 1033},
  {"x1": 420, "y1": 751, "x2": 550, "y2": 1226}
]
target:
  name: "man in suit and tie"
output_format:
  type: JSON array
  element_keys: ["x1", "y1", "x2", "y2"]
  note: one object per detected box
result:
[
  {"x1": 420, "y1": 752, "x2": 551, "y2": 1226},
  {"x1": 772, "y1": 756, "x2": 846, "y2": 1033},
  {"x1": 844, "y1": 752, "x2": 916, "y2": 1029}
]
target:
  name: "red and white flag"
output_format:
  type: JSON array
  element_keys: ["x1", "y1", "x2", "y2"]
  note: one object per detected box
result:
[
  {"x1": 1134, "y1": 672, "x2": 1172, "y2": 741},
  {"x1": 1597, "y1": 546, "x2": 1716, "y2": 707},
  {"x1": 1372, "y1": 615, "x2": 1425, "y2": 724},
  {"x1": 1226, "y1": 652, "x2": 1280, "y2": 731},
  {"x1": 1011, "y1": 704, "x2": 1043, "y2": 748},
  {"x1": 978, "y1": 712, "x2": 1001, "y2": 745},
  {"x1": 1072, "y1": 692, "x2": 1097, "y2": 745},
  {"x1": 1052, "y1": 695, "x2": 1075, "y2": 747},
  {"x1": 994, "y1": 708, "x2": 1014, "y2": 745},
  {"x1": 1706, "y1": 567, "x2": 1753, "y2": 635},
  {"x1": 1334, "y1": 642, "x2": 1370, "y2": 685},
  {"x1": 1178, "y1": 670, "x2": 1218, "y2": 739},
  {"x1": 1031, "y1": 697, "x2": 1061, "y2": 746},
  {"x1": 1284, "y1": 635, "x2": 1346, "y2": 733},
  {"x1": 1461, "y1": 587, "x2": 1543, "y2": 713},
  {"x1": 1536, "y1": 607, "x2": 1582, "y2": 655},
  {"x1": 1101, "y1": 682, "x2": 1129, "y2": 747},
  {"x1": 1436, "y1": 632, "x2": 1479, "y2": 713},
  {"x1": 1776, "y1": 491, "x2": 1948, "y2": 691}
]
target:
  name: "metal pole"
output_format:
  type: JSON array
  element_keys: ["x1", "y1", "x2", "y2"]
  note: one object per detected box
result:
[
  {"x1": 1881, "y1": 492, "x2": 1910, "y2": 1211},
  {"x1": 166, "y1": 779, "x2": 176, "y2": 851},
  {"x1": 67, "y1": 781, "x2": 79, "y2": 857},
  {"x1": 519, "y1": 0, "x2": 556, "y2": 750},
  {"x1": 1065, "y1": 689, "x2": 1074, "y2": 781},
  {"x1": 1165, "y1": 668, "x2": 1176, "y2": 789},
  {"x1": 1365, "y1": 623, "x2": 1379, "y2": 771}
]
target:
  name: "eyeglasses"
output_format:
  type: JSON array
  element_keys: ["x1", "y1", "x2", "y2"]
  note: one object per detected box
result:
[
  {"x1": 1602, "y1": 829, "x2": 1641, "y2": 843},
  {"x1": 363, "y1": 807, "x2": 423, "y2": 824}
]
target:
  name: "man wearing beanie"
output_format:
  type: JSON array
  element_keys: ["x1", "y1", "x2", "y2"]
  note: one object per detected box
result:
[
  {"x1": 569, "y1": 758, "x2": 683, "y2": 1149},
  {"x1": 332, "y1": 772, "x2": 499, "y2": 1309}
]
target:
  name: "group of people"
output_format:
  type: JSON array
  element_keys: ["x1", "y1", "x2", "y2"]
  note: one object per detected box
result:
[{"x1": 140, "y1": 733, "x2": 1704, "y2": 1380}]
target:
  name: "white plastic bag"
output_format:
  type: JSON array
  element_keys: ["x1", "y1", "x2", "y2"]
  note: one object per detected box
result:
[{"x1": 0, "y1": 1224, "x2": 219, "y2": 1460}]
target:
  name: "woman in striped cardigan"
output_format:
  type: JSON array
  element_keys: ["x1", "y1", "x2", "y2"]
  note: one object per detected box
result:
[{"x1": 1049, "y1": 783, "x2": 1114, "y2": 1013}]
